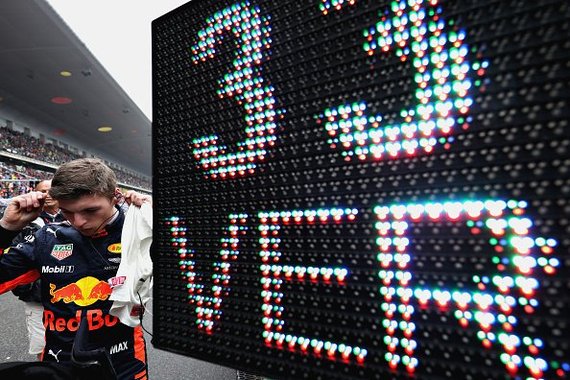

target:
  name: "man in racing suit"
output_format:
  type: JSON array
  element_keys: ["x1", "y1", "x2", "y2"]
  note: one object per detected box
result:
[{"x1": 0, "y1": 158, "x2": 151, "y2": 380}]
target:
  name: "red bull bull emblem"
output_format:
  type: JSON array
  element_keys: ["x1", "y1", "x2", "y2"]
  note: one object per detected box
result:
[
  {"x1": 50, "y1": 276, "x2": 112, "y2": 306},
  {"x1": 50, "y1": 244, "x2": 73, "y2": 260}
]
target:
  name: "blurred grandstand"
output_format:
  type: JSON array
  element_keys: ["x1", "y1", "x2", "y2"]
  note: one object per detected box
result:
[
  {"x1": 0, "y1": 123, "x2": 151, "y2": 207},
  {"x1": 1, "y1": 125, "x2": 151, "y2": 190},
  {"x1": 0, "y1": 0, "x2": 152, "y2": 206}
]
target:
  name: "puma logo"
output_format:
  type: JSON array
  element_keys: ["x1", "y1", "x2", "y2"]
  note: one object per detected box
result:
[
  {"x1": 48, "y1": 349, "x2": 62, "y2": 362},
  {"x1": 46, "y1": 227, "x2": 58, "y2": 238}
]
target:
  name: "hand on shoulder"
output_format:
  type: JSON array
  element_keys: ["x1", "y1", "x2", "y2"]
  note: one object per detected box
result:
[{"x1": 123, "y1": 190, "x2": 152, "y2": 208}]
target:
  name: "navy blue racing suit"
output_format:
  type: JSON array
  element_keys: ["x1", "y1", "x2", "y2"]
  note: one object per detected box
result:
[{"x1": 0, "y1": 210, "x2": 148, "y2": 380}]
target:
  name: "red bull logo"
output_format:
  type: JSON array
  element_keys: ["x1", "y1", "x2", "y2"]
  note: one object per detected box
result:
[
  {"x1": 44, "y1": 309, "x2": 119, "y2": 332},
  {"x1": 50, "y1": 276, "x2": 112, "y2": 306}
]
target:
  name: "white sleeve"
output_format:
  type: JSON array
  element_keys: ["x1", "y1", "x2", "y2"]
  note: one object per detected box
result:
[{"x1": 109, "y1": 203, "x2": 153, "y2": 327}]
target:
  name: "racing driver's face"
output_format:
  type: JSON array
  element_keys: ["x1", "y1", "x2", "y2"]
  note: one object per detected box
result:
[{"x1": 58, "y1": 194, "x2": 116, "y2": 236}]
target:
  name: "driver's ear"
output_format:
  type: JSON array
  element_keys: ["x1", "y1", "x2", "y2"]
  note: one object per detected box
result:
[{"x1": 113, "y1": 188, "x2": 122, "y2": 204}]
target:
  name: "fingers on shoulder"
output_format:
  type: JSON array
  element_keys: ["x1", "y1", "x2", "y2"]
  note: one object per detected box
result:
[{"x1": 124, "y1": 191, "x2": 152, "y2": 207}]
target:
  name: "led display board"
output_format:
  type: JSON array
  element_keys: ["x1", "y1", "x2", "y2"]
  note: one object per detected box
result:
[{"x1": 152, "y1": 0, "x2": 570, "y2": 378}]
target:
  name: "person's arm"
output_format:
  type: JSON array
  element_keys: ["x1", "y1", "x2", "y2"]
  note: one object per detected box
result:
[
  {"x1": 0, "y1": 230, "x2": 41, "y2": 295},
  {"x1": 0, "y1": 193, "x2": 44, "y2": 294},
  {"x1": 0, "y1": 192, "x2": 45, "y2": 233},
  {"x1": 1, "y1": 194, "x2": 43, "y2": 246},
  {"x1": 0, "y1": 224, "x2": 19, "y2": 247}
]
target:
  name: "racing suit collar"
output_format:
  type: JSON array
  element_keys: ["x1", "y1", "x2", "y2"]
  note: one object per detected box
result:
[{"x1": 90, "y1": 206, "x2": 123, "y2": 239}]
